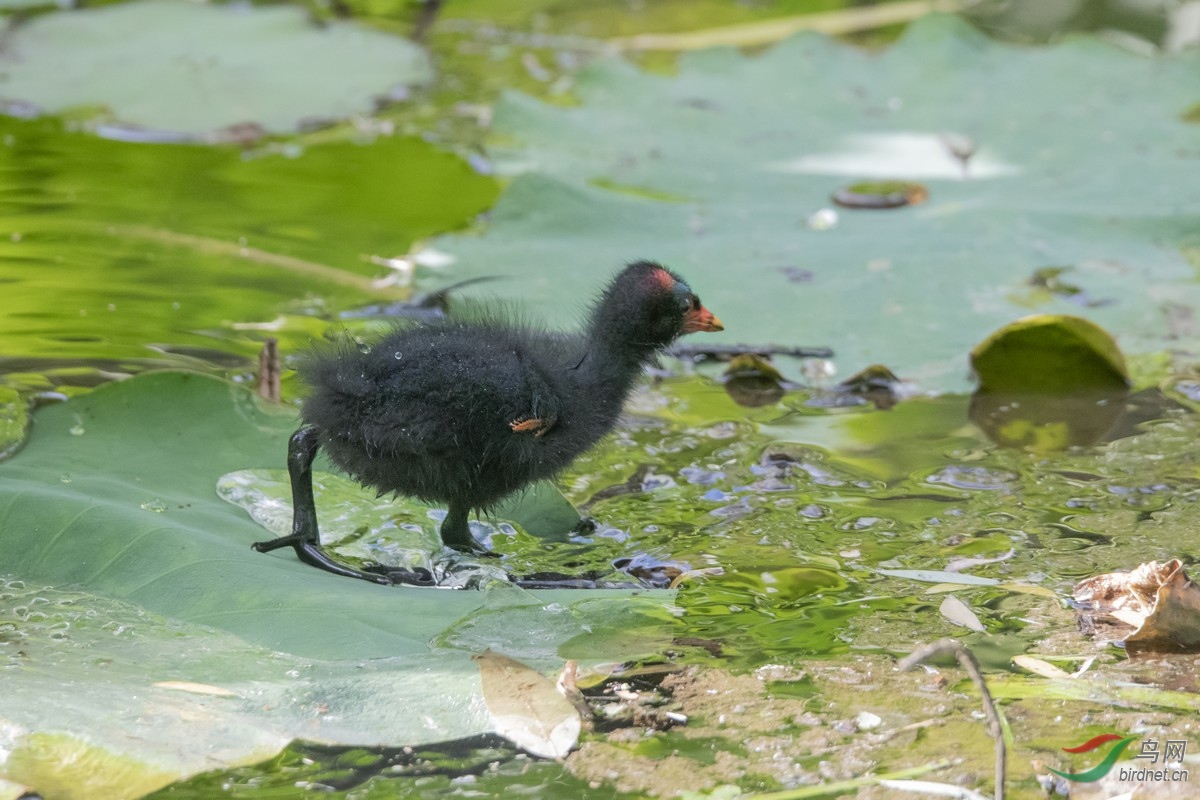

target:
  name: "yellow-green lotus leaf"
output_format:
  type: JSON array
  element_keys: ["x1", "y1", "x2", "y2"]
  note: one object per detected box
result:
[{"x1": 970, "y1": 314, "x2": 1130, "y2": 394}]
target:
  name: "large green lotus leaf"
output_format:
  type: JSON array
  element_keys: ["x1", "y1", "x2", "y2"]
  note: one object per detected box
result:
[
  {"x1": 0, "y1": 372, "x2": 672, "y2": 795},
  {"x1": 0, "y1": 579, "x2": 477, "y2": 799},
  {"x1": 0, "y1": 0, "x2": 431, "y2": 134},
  {"x1": 434, "y1": 14, "x2": 1200, "y2": 391},
  {"x1": 0, "y1": 371, "x2": 659, "y2": 658}
]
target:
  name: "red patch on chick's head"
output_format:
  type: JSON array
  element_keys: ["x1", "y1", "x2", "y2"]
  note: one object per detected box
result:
[
  {"x1": 647, "y1": 265, "x2": 677, "y2": 292},
  {"x1": 647, "y1": 263, "x2": 723, "y2": 334}
]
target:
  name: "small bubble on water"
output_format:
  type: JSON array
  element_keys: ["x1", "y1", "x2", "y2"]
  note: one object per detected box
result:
[
  {"x1": 680, "y1": 466, "x2": 724, "y2": 486},
  {"x1": 927, "y1": 465, "x2": 1015, "y2": 491},
  {"x1": 140, "y1": 499, "x2": 168, "y2": 513}
]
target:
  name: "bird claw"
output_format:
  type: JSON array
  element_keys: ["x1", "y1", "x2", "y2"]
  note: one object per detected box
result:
[
  {"x1": 361, "y1": 563, "x2": 438, "y2": 586},
  {"x1": 253, "y1": 535, "x2": 393, "y2": 585}
]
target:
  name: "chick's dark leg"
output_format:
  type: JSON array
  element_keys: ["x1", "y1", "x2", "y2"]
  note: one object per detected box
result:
[
  {"x1": 440, "y1": 501, "x2": 480, "y2": 552},
  {"x1": 252, "y1": 426, "x2": 390, "y2": 585}
]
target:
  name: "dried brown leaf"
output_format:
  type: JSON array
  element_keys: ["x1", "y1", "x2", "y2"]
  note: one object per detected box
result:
[
  {"x1": 473, "y1": 650, "x2": 581, "y2": 759},
  {"x1": 1073, "y1": 559, "x2": 1200, "y2": 654}
]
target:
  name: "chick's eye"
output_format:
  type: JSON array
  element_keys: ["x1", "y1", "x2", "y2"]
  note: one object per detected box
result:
[{"x1": 689, "y1": 296, "x2": 700, "y2": 311}]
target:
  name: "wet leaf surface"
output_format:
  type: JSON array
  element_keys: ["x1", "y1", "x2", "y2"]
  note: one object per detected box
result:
[
  {"x1": 0, "y1": 373, "x2": 670, "y2": 790},
  {"x1": 720, "y1": 354, "x2": 787, "y2": 408}
]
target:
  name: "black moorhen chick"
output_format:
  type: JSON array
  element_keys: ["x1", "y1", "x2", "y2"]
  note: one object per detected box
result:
[{"x1": 252, "y1": 260, "x2": 723, "y2": 584}]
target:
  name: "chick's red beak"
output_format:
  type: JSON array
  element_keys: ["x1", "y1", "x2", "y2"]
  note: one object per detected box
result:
[{"x1": 682, "y1": 304, "x2": 724, "y2": 334}]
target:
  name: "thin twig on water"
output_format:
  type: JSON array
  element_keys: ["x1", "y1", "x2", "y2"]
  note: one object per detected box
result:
[{"x1": 898, "y1": 638, "x2": 1006, "y2": 800}]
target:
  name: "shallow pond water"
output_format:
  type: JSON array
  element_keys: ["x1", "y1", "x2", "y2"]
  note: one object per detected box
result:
[
  {"x1": 2, "y1": 2, "x2": 1198, "y2": 795},
  {"x1": 0, "y1": 114, "x2": 498, "y2": 397}
]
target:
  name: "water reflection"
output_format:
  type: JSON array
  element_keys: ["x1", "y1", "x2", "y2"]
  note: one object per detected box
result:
[
  {"x1": 970, "y1": 387, "x2": 1191, "y2": 451},
  {"x1": 969, "y1": 388, "x2": 1126, "y2": 450}
]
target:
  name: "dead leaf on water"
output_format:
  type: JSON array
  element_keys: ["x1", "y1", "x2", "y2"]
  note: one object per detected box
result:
[
  {"x1": 877, "y1": 568, "x2": 1000, "y2": 586},
  {"x1": 0, "y1": 777, "x2": 32, "y2": 800},
  {"x1": 938, "y1": 595, "x2": 985, "y2": 632},
  {"x1": 1011, "y1": 655, "x2": 1073, "y2": 680},
  {"x1": 945, "y1": 548, "x2": 1015, "y2": 573},
  {"x1": 152, "y1": 681, "x2": 239, "y2": 698},
  {"x1": 473, "y1": 650, "x2": 582, "y2": 759},
  {"x1": 1073, "y1": 559, "x2": 1200, "y2": 654},
  {"x1": 922, "y1": 582, "x2": 1055, "y2": 598}
]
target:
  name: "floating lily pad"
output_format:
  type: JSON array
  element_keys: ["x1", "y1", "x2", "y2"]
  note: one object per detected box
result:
[
  {"x1": 969, "y1": 314, "x2": 1130, "y2": 395},
  {"x1": 0, "y1": 0, "x2": 432, "y2": 133},
  {"x1": 835, "y1": 364, "x2": 905, "y2": 410},
  {"x1": 217, "y1": 467, "x2": 589, "y2": 585},
  {"x1": 721, "y1": 353, "x2": 785, "y2": 407},
  {"x1": 968, "y1": 315, "x2": 1130, "y2": 449},
  {"x1": 0, "y1": 371, "x2": 657, "y2": 656},
  {"x1": 831, "y1": 180, "x2": 928, "y2": 209}
]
